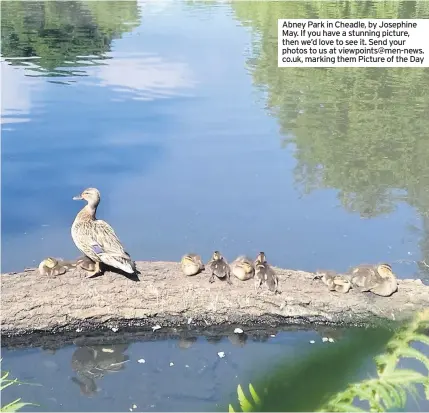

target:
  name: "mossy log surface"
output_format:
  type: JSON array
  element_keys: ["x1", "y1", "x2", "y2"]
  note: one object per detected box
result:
[{"x1": 1, "y1": 261, "x2": 429, "y2": 342}]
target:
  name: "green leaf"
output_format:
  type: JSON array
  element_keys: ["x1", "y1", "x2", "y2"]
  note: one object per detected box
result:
[
  {"x1": 374, "y1": 354, "x2": 389, "y2": 366},
  {"x1": 352, "y1": 385, "x2": 380, "y2": 405},
  {"x1": 228, "y1": 404, "x2": 235, "y2": 412},
  {"x1": 0, "y1": 379, "x2": 18, "y2": 392},
  {"x1": 1, "y1": 368, "x2": 40, "y2": 411},
  {"x1": 330, "y1": 401, "x2": 367, "y2": 412},
  {"x1": 378, "y1": 382, "x2": 404, "y2": 408},
  {"x1": 396, "y1": 347, "x2": 429, "y2": 371},
  {"x1": 248, "y1": 383, "x2": 261, "y2": 406},
  {"x1": 412, "y1": 334, "x2": 429, "y2": 347},
  {"x1": 384, "y1": 369, "x2": 427, "y2": 384},
  {"x1": 237, "y1": 384, "x2": 254, "y2": 412},
  {"x1": 1, "y1": 399, "x2": 37, "y2": 412},
  {"x1": 389, "y1": 382, "x2": 408, "y2": 407}
]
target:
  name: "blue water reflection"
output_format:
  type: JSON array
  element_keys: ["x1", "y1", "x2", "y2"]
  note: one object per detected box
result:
[{"x1": 2, "y1": 0, "x2": 423, "y2": 278}]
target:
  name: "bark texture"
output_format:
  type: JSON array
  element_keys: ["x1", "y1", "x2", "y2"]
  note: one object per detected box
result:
[{"x1": 1, "y1": 261, "x2": 428, "y2": 340}]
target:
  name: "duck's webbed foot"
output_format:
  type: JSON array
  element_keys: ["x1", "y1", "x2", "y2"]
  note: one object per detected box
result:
[
  {"x1": 209, "y1": 274, "x2": 215, "y2": 283},
  {"x1": 226, "y1": 272, "x2": 232, "y2": 285}
]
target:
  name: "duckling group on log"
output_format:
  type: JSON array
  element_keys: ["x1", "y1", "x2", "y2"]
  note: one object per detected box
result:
[{"x1": 35, "y1": 187, "x2": 405, "y2": 299}]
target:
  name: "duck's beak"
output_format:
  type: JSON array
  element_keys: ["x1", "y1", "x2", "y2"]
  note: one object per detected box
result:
[{"x1": 73, "y1": 195, "x2": 83, "y2": 200}]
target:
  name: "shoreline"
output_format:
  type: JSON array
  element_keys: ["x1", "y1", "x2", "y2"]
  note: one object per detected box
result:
[{"x1": 2, "y1": 260, "x2": 428, "y2": 345}]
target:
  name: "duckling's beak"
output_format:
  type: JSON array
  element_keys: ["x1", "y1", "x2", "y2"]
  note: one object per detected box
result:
[{"x1": 73, "y1": 195, "x2": 83, "y2": 200}]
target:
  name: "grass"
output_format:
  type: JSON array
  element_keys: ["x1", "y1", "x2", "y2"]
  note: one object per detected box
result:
[{"x1": 0, "y1": 361, "x2": 39, "y2": 412}]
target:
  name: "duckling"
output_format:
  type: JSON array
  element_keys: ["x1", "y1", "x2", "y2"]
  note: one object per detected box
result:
[
  {"x1": 230, "y1": 255, "x2": 255, "y2": 281},
  {"x1": 254, "y1": 252, "x2": 279, "y2": 293},
  {"x1": 350, "y1": 263, "x2": 398, "y2": 297},
  {"x1": 181, "y1": 253, "x2": 205, "y2": 276},
  {"x1": 315, "y1": 270, "x2": 351, "y2": 293},
  {"x1": 77, "y1": 256, "x2": 99, "y2": 276},
  {"x1": 207, "y1": 251, "x2": 232, "y2": 284},
  {"x1": 71, "y1": 188, "x2": 136, "y2": 276},
  {"x1": 38, "y1": 257, "x2": 74, "y2": 276}
]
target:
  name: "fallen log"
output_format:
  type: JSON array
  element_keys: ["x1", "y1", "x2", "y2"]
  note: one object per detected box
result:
[{"x1": 1, "y1": 261, "x2": 428, "y2": 341}]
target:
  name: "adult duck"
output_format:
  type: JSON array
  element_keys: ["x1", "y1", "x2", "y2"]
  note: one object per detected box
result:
[{"x1": 71, "y1": 188, "x2": 135, "y2": 275}]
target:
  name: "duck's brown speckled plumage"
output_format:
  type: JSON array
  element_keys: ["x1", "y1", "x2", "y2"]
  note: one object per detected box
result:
[
  {"x1": 71, "y1": 188, "x2": 135, "y2": 274},
  {"x1": 349, "y1": 263, "x2": 398, "y2": 297},
  {"x1": 316, "y1": 270, "x2": 351, "y2": 293},
  {"x1": 254, "y1": 252, "x2": 279, "y2": 293},
  {"x1": 207, "y1": 251, "x2": 232, "y2": 284}
]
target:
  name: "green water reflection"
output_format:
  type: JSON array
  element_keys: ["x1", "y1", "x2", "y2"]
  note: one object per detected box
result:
[
  {"x1": 232, "y1": 0, "x2": 429, "y2": 278},
  {"x1": 1, "y1": 1, "x2": 140, "y2": 76}
]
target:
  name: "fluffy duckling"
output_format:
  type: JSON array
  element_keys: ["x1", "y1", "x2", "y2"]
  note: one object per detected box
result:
[
  {"x1": 181, "y1": 253, "x2": 205, "y2": 276},
  {"x1": 77, "y1": 256, "x2": 99, "y2": 276},
  {"x1": 254, "y1": 252, "x2": 279, "y2": 293},
  {"x1": 350, "y1": 263, "x2": 398, "y2": 297},
  {"x1": 230, "y1": 255, "x2": 255, "y2": 281},
  {"x1": 316, "y1": 270, "x2": 351, "y2": 293},
  {"x1": 38, "y1": 257, "x2": 76, "y2": 276},
  {"x1": 207, "y1": 251, "x2": 232, "y2": 284}
]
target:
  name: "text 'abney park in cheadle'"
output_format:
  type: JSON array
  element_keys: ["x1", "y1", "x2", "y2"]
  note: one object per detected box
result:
[{"x1": 277, "y1": 19, "x2": 429, "y2": 67}]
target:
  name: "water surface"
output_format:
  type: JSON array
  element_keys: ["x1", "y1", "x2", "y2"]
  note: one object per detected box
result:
[
  {"x1": 5, "y1": 329, "x2": 329, "y2": 412},
  {"x1": 2, "y1": 0, "x2": 429, "y2": 280},
  {"x1": 2, "y1": 0, "x2": 429, "y2": 411}
]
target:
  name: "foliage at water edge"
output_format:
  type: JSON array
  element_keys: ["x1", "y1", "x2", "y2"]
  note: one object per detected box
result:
[{"x1": 228, "y1": 309, "x2": 429, "y2": 412}]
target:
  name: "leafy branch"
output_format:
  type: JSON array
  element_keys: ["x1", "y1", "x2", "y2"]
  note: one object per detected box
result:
[
  {"x1": 229, "y1": 310, "x2": 429, "y2": 412},
  {"x1": 320, "y1": 309, "x2": 429, "y2": 412}
]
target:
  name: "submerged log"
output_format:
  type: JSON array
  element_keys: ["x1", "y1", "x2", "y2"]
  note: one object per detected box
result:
[{"x1": 1, "y1": 261, "x2": 428, "y2": 340}]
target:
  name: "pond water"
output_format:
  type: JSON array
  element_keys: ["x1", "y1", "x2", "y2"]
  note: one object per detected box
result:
[
  {"x1": 1, "y1": 327, "x2": 427, "y2": 412},
  {"x1": 2, "y1": 0, "x2": 429, "y2": 411},
  {"x1": 2, "y1": 329, "x2": 338, "y2": 412}
]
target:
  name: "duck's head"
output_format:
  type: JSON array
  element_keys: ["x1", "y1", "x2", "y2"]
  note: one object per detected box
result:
[
  {"x1": 44, "y1": 257, "x2": 58, "y2": 269},
  {"x1": 212, "y1": 251, "x2": 222, "y2": 261},
  {"x1": 73, "y1": 188, "x2": 101, "y2": 208},
  {"x1": 181, "y1": 255, "x2": 195, "y2": 265},
  {"x1": 377, "y1": 263, "x2": 393, "y2": 277},
  {"x1": 255, "y1": 252, "x2": 266, "y2": 264}
]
